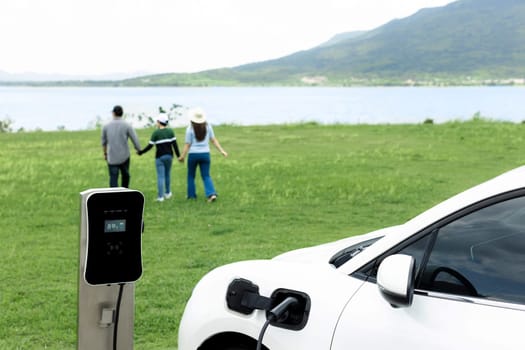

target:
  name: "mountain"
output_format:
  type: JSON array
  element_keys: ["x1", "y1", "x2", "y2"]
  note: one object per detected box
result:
[
  {"x1": 124, "y1": 0, "x2": 525, "y2": 86},
  {"x1": 316, "y1": 31, "x2": 368, "y2": 48}
]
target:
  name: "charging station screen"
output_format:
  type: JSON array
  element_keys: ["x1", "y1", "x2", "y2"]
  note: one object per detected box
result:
[
  {"x1": 104, "y1": 219, "x2": 126, "y2": 233},
  {"x1": 85, "y1": 191, "x2": 144, "y2": 285}
]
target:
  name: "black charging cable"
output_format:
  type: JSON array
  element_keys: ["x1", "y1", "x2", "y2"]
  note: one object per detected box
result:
[
  {"x1": 113, "y1": 283, "x2": 125, "y2": 350},
  {"x1": 256, "y1": 296, "x2": 298, "y2": 350}
]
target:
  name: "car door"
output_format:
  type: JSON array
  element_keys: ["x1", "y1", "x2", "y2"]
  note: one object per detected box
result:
[{"x1": 331, "y1": 192, "x2": 525, "y2": 349}]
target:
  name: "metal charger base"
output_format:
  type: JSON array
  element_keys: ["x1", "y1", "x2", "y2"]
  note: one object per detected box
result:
[{"x1": 78, "y1": 283, "x2": 134, "y2": 349}]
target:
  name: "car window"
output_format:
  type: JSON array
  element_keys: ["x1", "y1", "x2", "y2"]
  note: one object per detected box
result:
[
  {"x1": 398, "y1": 233, "x2": 434, "y2": 279},
  {"x1": 418, "y1": 196, "x2": 525, "y2": 305},
  {"x1": 357, "y1": 233, "x2": 433, "y2": 281}
]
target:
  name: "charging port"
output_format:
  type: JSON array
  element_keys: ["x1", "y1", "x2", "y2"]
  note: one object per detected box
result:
[
  {"x1": 267, "y1": 289, "x2": 310, "y2": 330},
  {"x1": 226, "y1": 280, "x2": 311, "y2": 331}
]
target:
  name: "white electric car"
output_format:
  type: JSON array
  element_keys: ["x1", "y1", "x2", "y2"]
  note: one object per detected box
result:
[{"x1": 179, "y1": 166, "x2": 525, "y2": 350}]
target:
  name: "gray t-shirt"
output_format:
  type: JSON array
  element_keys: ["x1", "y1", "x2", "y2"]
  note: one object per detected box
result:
[{"x1": 101, "y1": 118, "x2": 141, "y2": 165}]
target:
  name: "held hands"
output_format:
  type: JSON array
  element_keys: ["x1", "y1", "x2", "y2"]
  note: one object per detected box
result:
[{"x1": 178, "y1": 156, "x2": 185, "y2": 163}]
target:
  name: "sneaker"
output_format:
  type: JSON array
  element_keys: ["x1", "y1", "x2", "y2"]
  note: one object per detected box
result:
[
  {"x1": 156, "y1": 197, "x2": 164, "y2": 202},
  {"x1": 164, "y1": 192, "x2": 172, "y2": 199},
  {"x1": 207, "y1": 194, "x2": 217, "y2": 203}
]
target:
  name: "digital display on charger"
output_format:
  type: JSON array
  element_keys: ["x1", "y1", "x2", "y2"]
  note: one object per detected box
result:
[{"x1": 104, "y1": 219, "x2": 126, "y2": 233}]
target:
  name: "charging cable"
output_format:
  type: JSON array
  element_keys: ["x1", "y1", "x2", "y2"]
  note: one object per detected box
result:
[
  {"x1": 256, "y1": 296, "x2": 298, "y2": 350},
  {"x1": 113, "y1": 283, "x2": 125, "y2": 350}
]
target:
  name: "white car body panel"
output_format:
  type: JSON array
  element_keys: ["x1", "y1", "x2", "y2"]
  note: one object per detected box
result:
[
  {"x1": 332, "y1": 282, "x2": 525, "y2": 349},
  {"x1": 273, "y1": 226, "x2": 394, "y2": 263},
  {"x1": 178, "y1": 260, "x2": 365, "y2": 350},
  {"x1": 178, "y1": 166, "x2": 525, "y2": 349}
]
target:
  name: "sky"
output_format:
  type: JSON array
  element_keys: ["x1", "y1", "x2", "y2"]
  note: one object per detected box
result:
[{"x1": 0, "y1": 0, "x2": 456, "y2": 77}]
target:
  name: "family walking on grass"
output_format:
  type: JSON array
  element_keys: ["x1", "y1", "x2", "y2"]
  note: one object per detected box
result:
[{"x1": 101, "y1": 105, "x2": 228, "y2": 202}]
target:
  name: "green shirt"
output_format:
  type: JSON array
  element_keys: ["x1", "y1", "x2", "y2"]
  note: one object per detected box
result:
[{"x1": 141, "y1": 127, "x2": 180, "y2": 158}]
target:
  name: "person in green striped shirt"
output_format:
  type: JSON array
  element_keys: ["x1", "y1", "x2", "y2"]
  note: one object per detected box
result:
[{"x1": 138, "y1": 114, "x2": 181, "y2": 202}]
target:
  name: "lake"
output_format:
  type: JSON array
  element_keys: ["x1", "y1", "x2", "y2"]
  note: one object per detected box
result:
[{"x1": 1, "y1": 86, "x2": 524, "y2": 131}]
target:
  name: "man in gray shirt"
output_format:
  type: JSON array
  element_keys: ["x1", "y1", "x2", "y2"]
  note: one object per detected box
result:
[{"x1": 101, "y1": 105, "x2": 141, "y2": 187}]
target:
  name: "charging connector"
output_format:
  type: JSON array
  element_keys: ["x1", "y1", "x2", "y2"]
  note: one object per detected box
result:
[
  {"x1": 226, "y1": 280, "x2": 311, "y2": 350},
  {"x1": 266, "y1": 289, "x2": 311, "y2": 331},
  {"x1": 268, "y1": 296, "x2": 299, "y2": 321},
  {"x1": 256, "y1": 297, "x2": 298, "y2": 350}
]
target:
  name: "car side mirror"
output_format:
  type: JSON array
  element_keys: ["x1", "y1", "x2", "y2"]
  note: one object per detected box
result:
[{"x1": 377, "y1": 254, "x2": 415, "y2": 308}]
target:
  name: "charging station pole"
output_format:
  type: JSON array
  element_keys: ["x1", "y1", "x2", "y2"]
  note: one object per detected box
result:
[{"x1": 78, "y1": 188, "x2": 144, "y2": 350}]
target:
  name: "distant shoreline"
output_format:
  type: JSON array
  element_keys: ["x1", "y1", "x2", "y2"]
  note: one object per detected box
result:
[
  {"x1": 1, "y1": 78, "x2": 524, "y2": 88},
  {"x1": 1, "y1": 118, "x2": 522, "y2": 135}
]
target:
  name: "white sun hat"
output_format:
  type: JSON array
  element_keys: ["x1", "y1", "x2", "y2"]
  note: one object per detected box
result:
[{"x1": 189, "y1": 107, "x2": 207, "y2": 124}]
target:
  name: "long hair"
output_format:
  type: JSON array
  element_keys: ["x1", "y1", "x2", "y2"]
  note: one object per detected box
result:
[{"x1": 192, "y1": 122, "x2": 207, "y2": 142}]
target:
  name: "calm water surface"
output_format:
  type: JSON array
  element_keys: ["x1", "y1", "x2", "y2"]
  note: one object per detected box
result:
[{"x1": 1, "y1": 86, "x2": 524, "y2": 131}]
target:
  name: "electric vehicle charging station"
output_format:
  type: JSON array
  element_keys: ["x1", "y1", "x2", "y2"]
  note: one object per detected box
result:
[{"x1": 78, "y1": 188, "x2": 144, "y2": 350}]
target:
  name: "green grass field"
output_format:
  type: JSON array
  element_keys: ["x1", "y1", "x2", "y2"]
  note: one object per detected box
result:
[{"x1": 0, "y1": 120, "x2": 523, "y2": 349}]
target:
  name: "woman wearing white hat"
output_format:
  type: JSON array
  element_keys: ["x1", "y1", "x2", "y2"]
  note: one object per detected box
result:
[{"x1": 178, "y1": 108, "x2": 228, "y2": 202}]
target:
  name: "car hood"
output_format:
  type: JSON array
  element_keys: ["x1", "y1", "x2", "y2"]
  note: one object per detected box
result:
[{"x1": 272, "y1": 225, "x2": 403, "y2": 265}]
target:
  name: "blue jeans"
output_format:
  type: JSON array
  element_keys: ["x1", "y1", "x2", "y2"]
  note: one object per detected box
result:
[
  {"x1": 187, "y1": 152, "x2": 216, "y2": 199},
  {"x1": 108, "y1": 158, "x2": 130, "y2": 188},
  {"x1": 155, "y1": 154, "x2": 173, "y2": 198}
]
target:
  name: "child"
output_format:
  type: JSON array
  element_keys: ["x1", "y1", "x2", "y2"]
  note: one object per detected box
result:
[{"x1": 138, "y1": 114, "x2": 181, "y2": 202}]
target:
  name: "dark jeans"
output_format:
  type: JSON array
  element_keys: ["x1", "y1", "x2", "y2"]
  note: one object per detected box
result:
[
  {"x1": 108, "y1": 158, "x2": 130, "y2": 188},
  {"x1": 187, "y1": 152, "x2": 216, "y2": 198}
]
